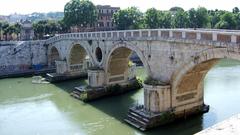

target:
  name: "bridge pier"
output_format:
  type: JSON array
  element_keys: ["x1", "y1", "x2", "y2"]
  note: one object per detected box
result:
[
  {"x1": 143, "y1": 84, "x2": 171, "y2": 113},
  {"x1": 125, "y1": 83, "x2": 175, "y2": 131},
  {"x1": 173, "y1": 79, "x2": 209, "y2": 119},
  {"x1": 71, "y1": 64, "x2": 142, "y2": 101},
  {"x1": 125, "y1": 81, "x2": 209, "y2": 131},
  {"x1": 87, "y1": 69, "x2": 105, "y2": 87},
  {"x1": 46, "y1": 60, "x2": 89, "y2": 82}
]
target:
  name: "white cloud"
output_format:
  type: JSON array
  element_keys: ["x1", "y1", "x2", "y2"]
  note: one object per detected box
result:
[{"x1": 0, "y1": 0, "x2": 239, "y2": 15}]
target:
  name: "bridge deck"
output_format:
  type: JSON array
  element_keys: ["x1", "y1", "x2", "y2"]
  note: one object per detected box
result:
[{"x1": 46, "y1": 29, "x2": 240, "y2": 45}]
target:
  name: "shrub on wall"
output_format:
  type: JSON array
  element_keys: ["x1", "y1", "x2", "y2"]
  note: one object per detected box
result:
[
  {"x1": 88, "y1": 66, "x2": 103, "y2": 70},
  {"x1": 144, "y1": 76, "x2": 168, "y2": 86}
]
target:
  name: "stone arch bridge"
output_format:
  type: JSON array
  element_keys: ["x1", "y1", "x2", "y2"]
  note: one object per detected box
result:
[{"x1": 45, "y1": 29, "x2": 240, "y2": 130}]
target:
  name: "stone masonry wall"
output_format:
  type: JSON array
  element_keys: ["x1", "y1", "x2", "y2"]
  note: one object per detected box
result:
[{"x1": 0, "y1": 41, "x2": 47, "y2": 74}]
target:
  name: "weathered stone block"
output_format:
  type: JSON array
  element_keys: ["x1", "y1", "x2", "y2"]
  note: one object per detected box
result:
[
  {"x1": 56, "y1": 60, "x2": 68, "y2": 74},
  {"x1": 88, "y1": 69, "x2": 105, "y2": 87},
  {"x1": 144, "y1": 84, "x2": 171, "y2": 113}
]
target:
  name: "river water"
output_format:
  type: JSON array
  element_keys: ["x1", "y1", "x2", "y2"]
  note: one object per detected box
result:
[{"x1": 1, "y1": 59, "x2": 240, "y2": 135}]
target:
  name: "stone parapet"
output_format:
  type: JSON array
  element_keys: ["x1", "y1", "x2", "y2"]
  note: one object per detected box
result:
[{"x1": 45, "y1": 29, "x2": 240, "y2": 46}]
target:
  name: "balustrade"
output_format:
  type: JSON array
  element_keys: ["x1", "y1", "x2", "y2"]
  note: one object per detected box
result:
[
  {"x1": 45, "y1": 29, "x2": 240, "y2": 45},
  {"x1": 69, "y1": 64, "x2": 84, "y2": 72}
]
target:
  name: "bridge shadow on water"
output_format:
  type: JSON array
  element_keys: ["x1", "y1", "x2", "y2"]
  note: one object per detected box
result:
[
  {"x1": 52, "y1": 78, "x2": 206, "y2": 135},
  {"x1": 87, "y1": 90, "x2": 205, "y2": 135},
  {"x1": 47, "y1": 60, "x2": 240, "y2": 135},
  {"x1": 52, "y1": 78, "x2": 138, "y2": 121},
  {"x1": 52, "y1": 78, "x2": 88, "y2": 93}
]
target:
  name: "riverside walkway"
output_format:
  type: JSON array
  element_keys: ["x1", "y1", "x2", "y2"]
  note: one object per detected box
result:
[{"x1": 195, "y1": 114, "x2": 240, "y2": 135}]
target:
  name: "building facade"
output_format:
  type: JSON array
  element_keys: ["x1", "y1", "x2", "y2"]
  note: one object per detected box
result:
[
  {"x1": 20, "y1": 20, "x2": 34, "y2": 40},
  {"x1": 96, "y1": 5, "x2": 120, "y2": 31},
  {"x1": 70, "y1": 5, "x2": 120, "y2": 32}
]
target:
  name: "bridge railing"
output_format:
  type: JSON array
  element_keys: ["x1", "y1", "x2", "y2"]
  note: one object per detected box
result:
[{"x1": 45, "y1": 29, "x2": 240, "y2": 45}]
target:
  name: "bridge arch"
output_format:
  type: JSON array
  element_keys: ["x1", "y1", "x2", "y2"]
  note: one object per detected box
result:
[
  {"x1": 67, "y1": 43, "x2": 93, "y2": 72},
  {"x1": 171, "y1": 47, "x2": 240, "y2": 108},
  {"x1": 68, "y1": 44, "x2": 88, "y2": 65},
  {"x1": 105, "y1": 43, "x2": 150, "y2": 84},
  {"x1": 48, "y1": 46, "x2": 61, "y2": 67}
]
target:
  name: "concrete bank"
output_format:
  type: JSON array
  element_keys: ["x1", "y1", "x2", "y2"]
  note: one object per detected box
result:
[
  {"x1": 0, "y1": 68, "x2": 55, "y2": 79},
  {"x1": 195, "y1": 114, "x2": 240, "y2": 135}
]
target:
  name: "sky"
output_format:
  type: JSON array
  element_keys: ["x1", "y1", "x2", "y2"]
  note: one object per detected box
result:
[{"x1": 0, "y1": 0, "x2": 240, "y2": 15}]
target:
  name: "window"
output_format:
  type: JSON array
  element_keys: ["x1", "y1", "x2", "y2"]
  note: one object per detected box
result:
[{"x1": 99, "y1": 22, "x2": 104, "y2": 27}]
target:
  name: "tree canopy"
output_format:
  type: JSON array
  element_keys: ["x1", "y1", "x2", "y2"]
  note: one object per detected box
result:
[
  {"x1": 113, "y1": 6, "x2": 240, "y2": 30},
  {"x1": 63, "y1": 0, "x2": 97, "y2": 27},
  {"x1": 33, "y1": 20, "x2": 63, "y2": 39},
  {"x1": 170, "y1": 7, "x2": 184, "y2": 12},
  {"x1": 215, "y1": 12, "x2": 236, "y2": 29},
  {"x1": 144, "y1": 8, "x2": 161, "y2": 29},
  {"x1": 3, "y1": 4, "x2": 240, "y2": 41},
  {"x1": 113, "y1": 7, "x2": 143, "y2": 30},
  {"x1": 172, "y1": 10, "x2": 189, "y2": 28},
  {"x1": 188, "y1": 7, "x2": 209, "y2": 28}
]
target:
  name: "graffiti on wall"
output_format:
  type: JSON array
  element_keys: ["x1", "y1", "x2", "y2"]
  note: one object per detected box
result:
[
  {"x1": 0, "y1": 64, "x2": 44, "y2": 73},
  {"x1": 0, "y1": 65, "x2": 30, "y2": 72}
]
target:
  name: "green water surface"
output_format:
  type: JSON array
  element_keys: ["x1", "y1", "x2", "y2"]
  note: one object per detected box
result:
[{"x1": 1, "y1": 59, "x2": 240, "y2": 135}]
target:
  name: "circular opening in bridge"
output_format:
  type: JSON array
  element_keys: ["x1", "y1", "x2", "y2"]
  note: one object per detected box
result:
[{"x1": 95, "y1": 47, "x2": 103, "y2": 63}]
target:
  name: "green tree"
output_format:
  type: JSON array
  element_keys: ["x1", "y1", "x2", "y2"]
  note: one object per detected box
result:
[
  {"x1": 234, "y1": 13, "x2": 240, "y2": 29},
  {"x1": 0, "y1": 21, "x2": 4, "y2": 40},
  {"x1": 58, "y1": 20, "x2": 70, "y2": 33},
  {"x1": 2, "y1": 22, "x2": 9, "y2": 40},
  {"x1": 113, "y1": 7, "x2": 143, "y2": 30},
  {"x1": 208, "y1": 10, "x2": 220, "y2": 28},
  {"x1": 46, "y1": 20, "x2": 60, "y2": 35},
  {"x1": 13, "y1": 23, "x2": 21, "y2": 40},
  {"x1": 63, "y1": 0, "x2": 97, "y2": 28},
  {"x1": 172, "y1": 10, "x2": 189, "y2": 28},
  {"x1": 233, "y1": 7, "x2": 240, "y2": 14},
  {"x1": 33, "y1": 19, "x2": 71, "y2": 39},
  {"x1": 160, "y1": 11, "x2": 172, "y2": 28},
  {"x1": 7, "y1": 25, "x2": 16, "y2": 40},
  {"x1": 189, "y1": 7, "x2": 209, "y2": 28},
  {"x1": 215, "y1": 12, "x2": 236, "y2": 29},
  {"x1": 170, "y1": 7, "x2": 184, "y2": 12},
  {"x1": 33, "y1": 20, "x2": 46, "y2": 39},
  {"x1": 188, "y1": 8, "x2": 197, "y2": 28},
  {"x1": 144, "y1": 8, "x2": 160, "y2": 29}
]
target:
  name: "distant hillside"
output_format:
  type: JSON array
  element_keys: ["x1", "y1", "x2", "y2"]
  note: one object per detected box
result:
[
  {"x1": 27, "y1": 12, "x2": 64, "y2": 22},
  {"x1": 0, "y1": 12, "x2": 64, "y2": 23}
]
